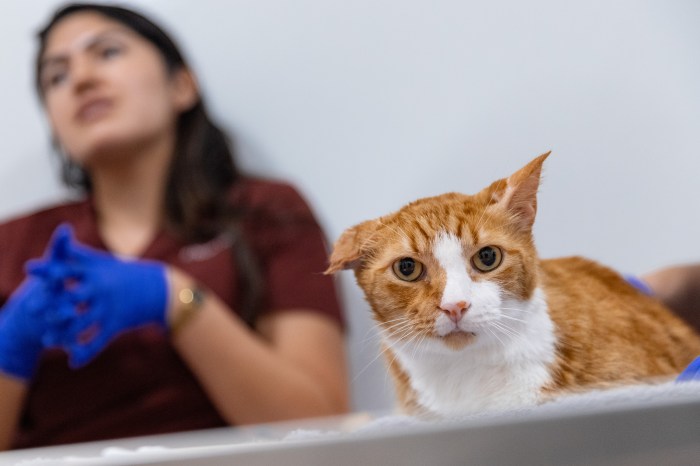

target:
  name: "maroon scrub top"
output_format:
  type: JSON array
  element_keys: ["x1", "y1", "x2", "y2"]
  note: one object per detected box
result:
[{"x1": 0, "y1": 178, "x2": 344, "y2": 449}]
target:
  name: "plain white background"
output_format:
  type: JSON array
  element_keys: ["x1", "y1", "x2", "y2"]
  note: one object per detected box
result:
[{"x1": 1, "y1": 0, "x2": 699, "y2": 413}]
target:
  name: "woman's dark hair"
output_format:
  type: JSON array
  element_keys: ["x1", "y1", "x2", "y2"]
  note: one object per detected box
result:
[{"x1": 35, "y1": 3, "x2": 263, "y2": 325}]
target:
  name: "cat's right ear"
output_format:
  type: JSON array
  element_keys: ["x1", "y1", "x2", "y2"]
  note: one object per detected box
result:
[
  {"x1": 325, "y1": 219, "x2": 380, "y2": 274},
  {"x1": 488, "y1": 151, "x2": 550, "y2": 231}
]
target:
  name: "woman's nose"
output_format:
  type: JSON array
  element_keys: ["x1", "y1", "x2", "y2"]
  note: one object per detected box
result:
[{"x1": 71, "y1": 57, "x2": 99, "y2": 93}]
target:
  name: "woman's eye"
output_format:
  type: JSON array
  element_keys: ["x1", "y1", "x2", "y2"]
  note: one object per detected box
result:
[
  {"x1": 100, "y1": 46, "x2": 122, "y2": 59},
  {"x1": 472, "y1": 246, "x2": 503, "y2": 272},
  {"x1": 392, "y1": 258, "x2": 424, "y2": 282},
  {"x1": 44, "y1": 71, "x2": 68, "y2": 89}
]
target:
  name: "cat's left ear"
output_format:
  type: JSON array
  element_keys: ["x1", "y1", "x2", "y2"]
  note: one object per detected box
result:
[
  {"x1": 325, "y1": 219, "x2": 380, "y2": 274},
  {"x1": 492, "y1": 151, "x2": 551, "y2": 231}
]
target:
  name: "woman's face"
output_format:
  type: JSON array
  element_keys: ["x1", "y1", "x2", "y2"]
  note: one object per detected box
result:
[{"x1": 39, "y1": 12, "x2": 196, "y2": 167}]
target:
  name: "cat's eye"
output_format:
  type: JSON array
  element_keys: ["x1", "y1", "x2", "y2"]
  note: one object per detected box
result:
[
  {"x1": 472, "y1": 246, "x2": 503, "y2": 272},
  {"x1": 392, "y1": 258, "x2": 424, "y2": 282}
]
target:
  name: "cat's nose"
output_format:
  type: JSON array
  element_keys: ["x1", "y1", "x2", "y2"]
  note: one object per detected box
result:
[{"x1": 440, "y1": 300, "x2": 470, "y2": 323}]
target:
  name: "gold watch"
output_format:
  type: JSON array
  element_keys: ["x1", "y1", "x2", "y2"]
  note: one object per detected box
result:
[{"x1": 170, "y1": 285, "x2": 205, "y2": 337}]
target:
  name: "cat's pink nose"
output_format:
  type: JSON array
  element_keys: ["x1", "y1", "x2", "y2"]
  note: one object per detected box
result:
[{"x1": 440, "y1": 300, "x2": 470, "y2": 323}]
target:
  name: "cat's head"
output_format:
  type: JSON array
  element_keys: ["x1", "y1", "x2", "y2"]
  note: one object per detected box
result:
[{"x1": 327, "y1": 153, "x2": 550, "y2": 352}]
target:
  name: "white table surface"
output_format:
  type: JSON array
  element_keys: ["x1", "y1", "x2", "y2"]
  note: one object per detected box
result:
[{"x1": 2, "y1": 386, "x2": 700, "y2": 466}]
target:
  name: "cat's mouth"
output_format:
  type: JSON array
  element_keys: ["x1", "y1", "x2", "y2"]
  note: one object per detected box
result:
[{"x1": 439, "y1": 330, "x2": 477, "y2": 350}]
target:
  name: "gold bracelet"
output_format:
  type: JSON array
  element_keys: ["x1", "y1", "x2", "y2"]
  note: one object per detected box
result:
[{"x1": 170, "y1": 285, "x2": 205, "y2": 337}]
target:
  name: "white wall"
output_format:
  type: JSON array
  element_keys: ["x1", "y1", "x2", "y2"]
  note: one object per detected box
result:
[{"x1": 2, "y1": 0, "x2": 700, "y2": 413}]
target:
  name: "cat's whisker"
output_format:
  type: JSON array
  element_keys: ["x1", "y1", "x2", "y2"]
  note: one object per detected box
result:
[
  {"x1": 350, "y1": 340, "x2": 390, "y2": 384},
  {"x1": 401, "y1": 329, "x2": 423, "y2": 349},
  {"x1": 499, "y1": 306, "x2": 533, "y2": 313},
  {"x1": 380, "y1": 326, "x2": 417, "y2": 347},
  {"x1": 388, "y1": 334, "x2": 415, "y2": 348},
  {"x1": 357, "y1": 323, "x2": 384, "y2": 345},
  {"x1": 357, "y1": 329, "x2": 386, "y2": 346},
  {"x1": 487, "y1": 327, "x2": 506, "y2": 349},
  {"x1": 386, "y1": 330, "x2": 415, "y2": 344},
  {"x1": 393, "y1": 325, "x2": 427, "y2": 353},
  {"x1": 379, "y1": 317, "x2": 411, "y2": 329},
  {"x1": 381, "y1": 323, "x2": 415, "y2": 340},
  {"x1": 381, "y1": 323, "x2": 411, "y2": 336},
  {"x1": 382, "y1": 316, "x2": 411, "y2": 325},
  {"x1": 491, "y1": 321, "x2": 519, "y2": 340},
  {"x1": 499, "y1": 307, "x2": 535, "y2": 318},
  {"x1": 357, "y1": 333, "x2": 378, "y2": 346},
  {"x1": 492, "y1": 318, "x2": 519, "y2": 332},
  {"x1": 382, "y1": 318, "x2": 412, "y2": 329},
  {"x1": 363, "y1": 317, "x2": 412, "y2": 345},
  {"x1": 490, "y1": 328, "x2": 516, "y2": 344},
  {"x1": 383, "y1": 343, "x2": 408, "y2": 388},
  {"x1": 494, "y1": 326, "x2": 520, "y2": 343},
  {"x1": 351, "y1": 332, "x2": 418, "y2": 384},
  {"x1": 499, "y1": 314, "x2": 527, "y2": 324},
  {"x1": 410, "y1": 331, "x2": 428, "y2": 361},
  {"x1": 372, "y1": 332, "x2": 422, "y2": 388},
  {"x1": 414, "y1": 333, "x2": 430, "y2": 362},
  {"x1": 379, "y1": 333, "x2": 410, "y2": 349}
]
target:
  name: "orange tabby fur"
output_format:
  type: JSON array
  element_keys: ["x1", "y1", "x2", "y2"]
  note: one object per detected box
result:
[{"x1": 327, "y1": 153, "x2": 700, "y2": 415}]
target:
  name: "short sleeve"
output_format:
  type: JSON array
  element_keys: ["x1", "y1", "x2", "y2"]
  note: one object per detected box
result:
[{"x1": 240, "y1": 180, "x2": 345, "y2": 329}]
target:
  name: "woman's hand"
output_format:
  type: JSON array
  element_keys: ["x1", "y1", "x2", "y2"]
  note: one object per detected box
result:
[
  {"x1": 0, "y1": 277, "x2": 56, "y2": 380},
  {"x1": 19, "y1": 224, "x2": 349, "y2": 426},
  {"x1": 0, "y1": 225, "x2": 77, "y2": 380},
  {"x1": 28, "y1": 224, "x2": 169, "y2": 368}
]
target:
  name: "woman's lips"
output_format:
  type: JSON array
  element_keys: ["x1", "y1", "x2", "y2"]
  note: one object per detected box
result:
[{"x1": 75, "y1": 98, "x2": 113, "y2": 123}]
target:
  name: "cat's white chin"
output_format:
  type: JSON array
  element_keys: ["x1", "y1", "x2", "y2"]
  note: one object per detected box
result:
[
  {"x1": 389, "y1": 288, "x2": 557, "y2": 416},
  {"x1": 438, "y1": 331, "x2": 477, "y2": 350}
]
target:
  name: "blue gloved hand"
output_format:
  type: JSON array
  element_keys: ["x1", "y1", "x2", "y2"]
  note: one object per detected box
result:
[
  {"x1": 0, "y1": 278, "x2": 55, "y2": 380},
  {"x1": 624, "y1": 274, "x2": 653, "y2": 296},
  {"x1": 677, "y1": 356, "x2": 700, "y2": 383},
  {"x1": 0, "y1": 226, "x2": 79, "y2": 380},
  {"x1": 28, "y1": 224, "x2": 169, "y2": 368}
]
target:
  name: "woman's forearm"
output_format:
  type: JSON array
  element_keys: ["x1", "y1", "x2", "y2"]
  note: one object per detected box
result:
[
  {"x1": 0, "y1": 375, "x2": 27, "y2": 451},
  {"x1": 168, "y1": 269, "x2": 350, "y2": 425}
]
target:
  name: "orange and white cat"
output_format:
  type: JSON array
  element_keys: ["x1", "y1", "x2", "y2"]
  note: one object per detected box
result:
[{"x1": 327, "y1": 152, "x2": 700, "y2": 417}]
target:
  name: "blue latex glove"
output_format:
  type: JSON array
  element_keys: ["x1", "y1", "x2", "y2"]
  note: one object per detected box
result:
[
  {"x1": 624, "y1": 274, "x2": 653, "y2": 296},
  {"x1": 677, "y1": 356, "x2": 700, "y2": 382},
  {"x1": 0, "y1": 278, "x2": 55, "y2": 380},
  {"x1": 0, "y1": 226, "x2": 79, "y2": 380},
  {"x1": 28, "y1": 224, "x2": 169, "y2": 368}
]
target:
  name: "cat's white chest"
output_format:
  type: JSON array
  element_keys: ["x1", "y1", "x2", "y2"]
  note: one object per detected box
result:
[
  {"x1": 389, "y1": 289, "x2": 556, "y2": 416},
  {"x1": 397, "y1": 347, "x2": 552, "y2": 415}
]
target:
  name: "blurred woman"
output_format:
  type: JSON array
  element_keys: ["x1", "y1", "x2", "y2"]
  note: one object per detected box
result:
[{"x1": 0, "y1": 3, "x2": 348, "y2": 450}]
